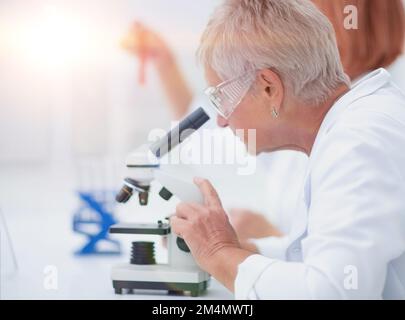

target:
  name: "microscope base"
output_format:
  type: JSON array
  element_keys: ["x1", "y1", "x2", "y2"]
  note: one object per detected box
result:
[
  {"x1": 112, "y1": 280, "x2": 209, "y2": 297},
  {"x1": 111, "y1": 264, "x2": 210, "y2": 297}
]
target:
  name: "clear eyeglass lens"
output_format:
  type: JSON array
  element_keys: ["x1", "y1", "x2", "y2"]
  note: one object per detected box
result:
[{"x1": 212, "y1": 72, "x2": 255, "y2": 118}]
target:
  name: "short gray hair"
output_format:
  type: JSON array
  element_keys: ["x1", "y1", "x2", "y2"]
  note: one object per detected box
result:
[{"x1": 198, "y1": 0, "x2": 350, "y2": 105}]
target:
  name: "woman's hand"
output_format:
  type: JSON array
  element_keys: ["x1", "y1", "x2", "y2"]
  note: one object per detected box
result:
[
  {"x1": 171, "y1": 178, "x2": 241, "y2": 272},
  {"x1": 171, "y1": 178, "x2": 254, "y2": 292},
  {"x1": 229, "y1": 209, "x2": 283, "y2": 240}
]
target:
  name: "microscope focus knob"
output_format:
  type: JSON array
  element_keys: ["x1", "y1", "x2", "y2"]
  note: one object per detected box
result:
[
  {"x1": 159, "y1": 187, "x2": 173, "y2": 201},
  {"x1": 176, "y1": 237, "x2": 190, "y2": 253}
]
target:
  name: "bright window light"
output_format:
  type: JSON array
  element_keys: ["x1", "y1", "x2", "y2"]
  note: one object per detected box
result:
[{"x1": 17, "y1": 6, "x2": 90, "y2": 69}]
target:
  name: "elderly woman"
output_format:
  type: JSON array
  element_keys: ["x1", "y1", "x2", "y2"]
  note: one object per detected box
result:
[
  {"x1": 122, "y1": 0, "x2": 405, "y2": 244},
  {"x1": 170, "y1": 0, "x2": 405, "y2": 299},
  {"x1": 243, "y1": 0, "x2": 405, "y2": 251}
]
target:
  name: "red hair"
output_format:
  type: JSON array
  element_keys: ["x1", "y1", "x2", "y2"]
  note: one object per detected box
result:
[{"x1": 313, "y1": 0, "x2": 405, "y2": 79}]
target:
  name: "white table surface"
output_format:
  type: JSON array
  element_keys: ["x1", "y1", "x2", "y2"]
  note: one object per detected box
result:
[{"x1": 1, "y1": 256, "x2": 232, "y2": 300}]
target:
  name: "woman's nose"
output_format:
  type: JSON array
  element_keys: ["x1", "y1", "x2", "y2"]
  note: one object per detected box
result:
[{"x1": 217, "y1": 115, "x2": 229, "y2": 128}]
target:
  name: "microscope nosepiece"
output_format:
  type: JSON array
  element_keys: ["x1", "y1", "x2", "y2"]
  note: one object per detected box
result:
[{"x1": 116, "y1": 178, "x2": 150, "y2": 205}]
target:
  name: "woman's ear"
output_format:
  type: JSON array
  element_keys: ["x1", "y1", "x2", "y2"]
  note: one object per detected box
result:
[{"x1": 258, "y1": 69, "x2": 284, "y2": 108}]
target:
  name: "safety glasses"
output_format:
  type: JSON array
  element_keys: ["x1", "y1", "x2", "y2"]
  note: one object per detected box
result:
[{"x1": 204, "y1": 71, "x2": 256, "y2": 119}]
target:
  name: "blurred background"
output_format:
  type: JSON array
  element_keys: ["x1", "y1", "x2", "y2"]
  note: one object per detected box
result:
[
  {"x1": 4, "y1": 0, "x2": 403, "y2": 299},
  {"x1": 0, "y1": 0, "x2": 215, "y2": 165},
  {"x1": 0, "y1": 0, "x2": 269, "y2": 298}
]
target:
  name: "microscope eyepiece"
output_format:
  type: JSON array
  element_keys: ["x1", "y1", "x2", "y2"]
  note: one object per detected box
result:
[{"x1": 150, "y1": 107, "x2": 210, "y2": 158}]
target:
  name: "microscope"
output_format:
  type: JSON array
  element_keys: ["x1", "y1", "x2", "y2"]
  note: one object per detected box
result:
[{"x1": 110, "y1": 107, "x2": 211, "y2": 296}]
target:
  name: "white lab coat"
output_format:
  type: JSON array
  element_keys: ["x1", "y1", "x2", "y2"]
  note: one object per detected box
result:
[
  {"x1": 235, "y1": 69, "x2": 405, "y2": 299},
  {"x1": 387, "y1": 55, "x2": 405, "y2": 94},
  {"x1": 260, "y1": 57, "x2": 405, "y2": 234}
]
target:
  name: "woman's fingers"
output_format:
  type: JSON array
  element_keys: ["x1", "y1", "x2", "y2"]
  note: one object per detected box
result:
[
  {"x1": 175, "y1": 202, "x2": 204, "y2": 220},
  {"x1": 170, "y1": 216, "x2": 190, "y2": 237},
  {"x1": 194, "y1": 177, "x2": 222, "y2": 208}
]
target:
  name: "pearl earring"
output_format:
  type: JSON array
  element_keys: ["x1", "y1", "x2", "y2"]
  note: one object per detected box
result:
[{"x1": 272, "y1": 107, "x2": 279, "y2": 118}]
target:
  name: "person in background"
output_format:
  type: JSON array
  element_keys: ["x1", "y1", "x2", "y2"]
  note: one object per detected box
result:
[
  {"x1": 121, "y1": 22, "x2": 192, "y2": 120},
  {"x1": 313, "y1": 0, "x2": 405, "y2": 86},
  {"x1": 122, "y1": 0, "x2": 405, "y2": 247}
]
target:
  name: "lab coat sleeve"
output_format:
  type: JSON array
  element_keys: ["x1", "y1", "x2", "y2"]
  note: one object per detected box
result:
[
  {"x1": 234, "y1": 116, "x2": 405, "y2": 299},
  {"x1": 251, "y1": 236, "x2": 288, "y2": 259}
]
